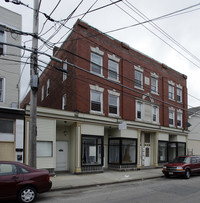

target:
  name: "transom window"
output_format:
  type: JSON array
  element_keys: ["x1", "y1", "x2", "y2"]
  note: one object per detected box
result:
[
  {"x1": 91, "y1": 53, "x2": 103, "y2": 75},
  {"x1": 135, "y1": 70, "x2": 143, "y2": 89},
  {"x1": 108, "y1": 60, "x2": 119, "y2": 81}
]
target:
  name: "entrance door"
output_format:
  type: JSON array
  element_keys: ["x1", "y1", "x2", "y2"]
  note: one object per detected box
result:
[
  {"x1": 144, "y1": 146, "x2": 150, "y2": 166},
  {"x1": 56, "y1": 141, "x2": 68, "y2": 171}
]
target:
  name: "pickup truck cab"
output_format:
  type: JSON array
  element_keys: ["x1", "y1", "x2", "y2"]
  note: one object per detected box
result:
[{"x1": 162, "y1": 156, "x2": 200, "y2": 179}]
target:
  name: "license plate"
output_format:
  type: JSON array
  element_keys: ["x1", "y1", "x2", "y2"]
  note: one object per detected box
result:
[{"x1": 169, "y1": 172, "x2": 173, "y2": 175}]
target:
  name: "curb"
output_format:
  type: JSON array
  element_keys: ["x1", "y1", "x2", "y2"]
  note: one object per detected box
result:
[{"x1": 51, "y1": 175, "x2": 164, "y2": 192}]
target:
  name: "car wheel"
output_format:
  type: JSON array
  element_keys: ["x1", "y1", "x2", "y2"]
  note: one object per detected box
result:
[
  {"x1": 18, "y1": 186, "x2": 37, "y2": 203},
  {"x1": 185, "y1": 169, "x2": 191, "y2": 179}
]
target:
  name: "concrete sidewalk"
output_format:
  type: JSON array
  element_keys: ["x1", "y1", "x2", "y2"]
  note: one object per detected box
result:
[{"x1": 51, "y1": 168, "x2": 164, "y2": 191}]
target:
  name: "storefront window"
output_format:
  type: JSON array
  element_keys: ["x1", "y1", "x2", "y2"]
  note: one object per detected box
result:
[
  {"x1": 158, "y1": 141, "x2": 168, "y2": 162},
  {"x1": 109, "y1": 138, "x2": 137, "y2": 165},
  {"x1": 81, "y1": 135, "x2": 103, "y2": 166},
  {"x1": 122, "y1": 139, "x2": 136, "y2": 164},
  {"x1": 168, "y1": 142, "x2": 177, "y2": 162},
  {"x1": 178, "y1": 143, "x2": 186, "y2": 156},
  {"x1": 109, "y1": 139, "x2": 120, "y2": 164}
]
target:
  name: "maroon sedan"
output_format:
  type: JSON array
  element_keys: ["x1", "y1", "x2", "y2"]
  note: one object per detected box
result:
[{"x1": 0, "y1": 161, "x2": 52, "y2": 203}]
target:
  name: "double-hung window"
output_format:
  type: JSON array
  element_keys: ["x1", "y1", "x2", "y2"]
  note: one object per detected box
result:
[
  {"x1": 108, "y1": 92, "x2": 119, "y2": 116},
  {"x1": 134, "y1": 66, "x2": 143, "y2": 89},
  {"x1": 46, "y1": 79, "x2": 50, "y2": 97},
  {"x1": 41, "y1": 85, "x2": 44, "y2": 101},
  {"x1": 91, "y1": 90, "x2": 103, "y2": 113},
  {"x1": 151, "y1": 74, "x2": 158, "y2": 94},
  {"x1": 169, "y1": 109, "x2": 175, "y2": 126},
  {"x1": 177, "y1": 111, "x2": 183, "y2": 128},
  {"x1": 153, "y1": 106, "x2": 159, "y2": 123},
  {"x1": 177, "y1": 88, "x2": 182, "y2": 103},
  {"x1": 63, "y1": 61, "x2": 67, "y2": 81},
  {"x1": 62, "y1": 94, "x2": 67, "y2": 110},
  {"x1": 0, "y1": 78, "x2": 4, "y2": 102},
  {"x1": 136, "y1": 101, "x2": 142, "y2": 120},
  {"x1": 91, "y1": 53, "x2": 102, "y2": 75},
  {"x1": 168, "y1": 84, "x2": 174, "y2": 100},
  {"x1": 108, "y1": 60, "x2": 119, "y2": 81},
  {"x1": 0, "y1": 26, "x2": 4, "y2": 55}
]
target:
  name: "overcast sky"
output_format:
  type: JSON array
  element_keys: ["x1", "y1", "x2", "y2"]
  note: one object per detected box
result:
[{"x1": 1, "y1": 0, "x2": 200, "y2": 108}]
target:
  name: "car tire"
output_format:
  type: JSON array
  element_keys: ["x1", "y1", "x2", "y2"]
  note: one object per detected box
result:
[
  {"x1": 18, "y1": 186, "x2": 37, "y2": 203},
  {"x1": 185, "y1": 169, "x2": 191, "y2": 179}
]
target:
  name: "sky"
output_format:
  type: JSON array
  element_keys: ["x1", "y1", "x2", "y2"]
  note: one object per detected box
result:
[{"x1": 1, "y1": 0, "x2": 200, "y2": 108}]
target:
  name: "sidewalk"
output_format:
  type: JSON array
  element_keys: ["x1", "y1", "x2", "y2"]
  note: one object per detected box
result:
[{"x1": 51, "y1": 168, "x2": 164, "y2": 191}]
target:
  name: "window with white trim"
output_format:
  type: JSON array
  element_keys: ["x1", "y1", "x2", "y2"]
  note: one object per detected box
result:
[
  {"x1": 108, "y1": 60, "x2": 119, "y2": 81},
  {"x1": 177, "y1": 111, "x2": 183, "y2": 128},
  {"x1": 0, "y1": 78, "x2": 5, "y2": 102},
  {"x1": 63, "y1": 61, "x2": 67, "y2": 81},
  {"x1": 41, "y1": 85, "x2": 44, "y2": 101},
  {"x1": 0, "y1": 119, "x2": 14, "y2": 134},
  {"x1": 177, "y1": 88, "x2": 182, "y2": 103},
  {"x1": 169, "y1": 110, "x2": 175, "y2": 126},
  {"x1": 135, "y1": 69, "x2": 143, "y2": 89},
  {"x1": 169, "y1": 84, "x2": 174, "y2": 100},
  {"x1": 0, "y1": 27, "x2": 4, "y2": 55},
  {"x1": 91, "y1": 53, "x2": 103, "y2": 75},
  {"x1": 151, "y1": 77, "x2": 158, "y2": 94},
  {"x1": 109, "y1": 94, "x2": 119, "y2": 116},
  {"x1": 153, "y1": 106, "x2": 159, "y2": 123},
  {"x1": 46, "y1": 79, "x2": 50, "y2": 97},
  {"x1": 62, "y1": 94, "x2": 67, "y2": 110},
  {"x1": 136, "y1": 101, "x2": 142, "y2": 119},
  {"x1": 90, "y1": 90, "x2": 103, "y2": 113},
  {"x1": 37, "y1": 141, "x2": 53, "y2": 157}
]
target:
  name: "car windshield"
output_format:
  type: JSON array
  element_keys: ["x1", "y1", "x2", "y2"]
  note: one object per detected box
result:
[{"x1": 172, "y1": 157, "x2": 190, "y2": 163}]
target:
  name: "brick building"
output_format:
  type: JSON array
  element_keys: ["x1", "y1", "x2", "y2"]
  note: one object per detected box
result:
[{"x1": 22, "y1": 20, "x2": 188, "y2": 173}]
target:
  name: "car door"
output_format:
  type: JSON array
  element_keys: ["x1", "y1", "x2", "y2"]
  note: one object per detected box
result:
[
  {"x1": 0, "y1": 163, "x2": 23, "y2": 199},
  {"x1": 191, "y1": 157, "x2": 198, "y2": 173}
]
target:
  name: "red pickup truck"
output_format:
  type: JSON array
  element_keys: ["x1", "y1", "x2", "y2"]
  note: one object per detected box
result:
[{"x1": 162, "y1": 156, "x2": 200, "y2": 179}]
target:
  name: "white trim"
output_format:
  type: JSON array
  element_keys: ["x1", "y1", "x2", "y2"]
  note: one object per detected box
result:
[
  {"x1": 89, "y1": 84, "x2": 104, "y2": 92},
  {"x1": 90, "y1": 46, "x2": 104, "y2": 56},
  {"x1": 168, "y1": 80, "x2": 175, "y2": 86},
  {"x1": 134, "y1": 65, "x2": 143, "y2": 72},
  {"x1": 176, "y1": 84, "x2": 183, "y2": 89},
  {"x1": 108, "y1": 53, "x2": 120, "y2": 62},
  {"x1": 151, "y1": 72, "x2": 159, "y2": 78},
  {"x1": 108, "y1": 89, "x2": 120, "y2": 96}
]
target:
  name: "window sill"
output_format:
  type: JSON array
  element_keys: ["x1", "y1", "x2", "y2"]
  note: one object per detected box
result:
[
  {"x1": 151, "y1": 91, "x2": 159, "y2": 96},
  {"x1": 91, "y1": 71, "x2": 104, "y2": 78},
  {"x1": 108, "y1": 78, "x2": 120, "y2": 83},
  {"x1": 134, "y1": 86, "x2": 144, "y2": 91},
  {"x1": 168, "y1": 98, "x2": 175, "y2": 102},
  {"x1": 169, "y1": 124, "x2": 175, "y2": 128},
  {"x1": 90, "y1": 111, "x2": 105, "y2": 116},
  {"x1": 108, "y1": 114, "x2": 121, "y2": 118}
]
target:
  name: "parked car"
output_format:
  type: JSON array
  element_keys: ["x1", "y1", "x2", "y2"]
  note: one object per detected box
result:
[
  {"x1": 162, "y1": 155, "x2": 200, "y2": 179},
  {"x1": 0, "y1": 161, "x2": 52, "y2": 203}
]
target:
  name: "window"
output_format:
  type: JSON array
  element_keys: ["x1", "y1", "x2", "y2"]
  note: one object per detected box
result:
[
  {"x1": 0, "y1": 119, "x2": 14, "y2": 134},
  {"x1": 0, "y1": 164, "x2": 17, "y2": 176},
  {"x1": 168, "y1": 84, "x2": 174, "y2": 100},
  {"x1": 82, "y1": 135, "x2": 103, "y2": 166},
  {"x1": 109, "y1": 94, "x2": 119, "y2": 116},
  {"x1": 136, "y1": 101, "x2": 142, "y2": 119},
  {"x1": 168, "y1": 142, "x2": 186, "y2": 162},
  {"x1": 169, "y1": 110, "x2": 175, "y2": 126},
  {"x1": 63, "y1": 62, "x2": 67, "y2": 81},
  {"x1": 177, "y1": 88, "x2": 182, "y2": 103},
  {"x1": 158, "y1": 141, "x2": 168, "y2": 162},
  {"x1": 151, "y1": 77, "x2": 158, "y2": 94},
  {"x1": 109, "y1": 138, "x2": 137, "y2": 165},
  {"x1": 153, "y1": 106, "x2": 158, "y2": 122},
  {"x1": 62, "y1": 94, "x2": 66, "y2": 110},
  {"x1": 91, "y1": 90, "x2": 103, "y2": 113},
  {"x1": 0, "y1": 27, "x2": 4, "y2": 55},
  {"x1": 37, "y1": 141, "x2": 53, "y2": 157},
  {"x1": 41, "y1": 86, "x2": 44, "y2": 101},
  {"x1": 46, "y1": 79, "x2": 50, "y2": 96},
  {"x1": 108, "y1": 60, "x2": 119, "y2": 81},
  {"x1": 91, "y1": 53, "x2": 102, "y2": 75},
  {"x1": 135, "y1": 70, "x2": 143, "y2": 89},
  {"x1": 177, "y1": 111, "x2": 182, "y2": 128},
  {"x1": 0, "y1": 78, "x2": 4, "y2": 102}
]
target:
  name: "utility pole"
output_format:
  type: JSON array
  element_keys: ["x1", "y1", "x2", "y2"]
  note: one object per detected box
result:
[{"x1": 30, "y1": 0, "x2": 39, "y2": 168}]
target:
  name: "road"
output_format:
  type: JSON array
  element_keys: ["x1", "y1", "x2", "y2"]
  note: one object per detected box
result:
[{"x1": 7, "y1": 175, "x2": 200, "y2": 203}]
